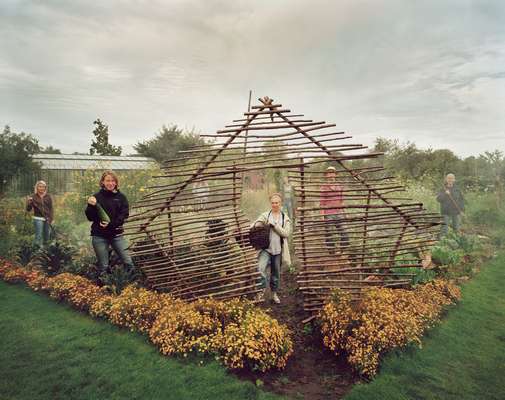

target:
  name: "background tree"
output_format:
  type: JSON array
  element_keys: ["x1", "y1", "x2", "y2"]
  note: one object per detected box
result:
[
  {"x1": 90, "y1": 119, "x2": 122, "y2": 156},
  {"x1": 40, "y1": 145, "x2": 62, "y2": 154},
  {"x1": 0, "y1": 125, "x2": 41, "y2": 196},
  {"x1": 134, "y1": 124, "x2": 205, "y2": 163}
]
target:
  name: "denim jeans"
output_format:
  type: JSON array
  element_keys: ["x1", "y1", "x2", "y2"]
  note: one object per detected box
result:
[
  {"x1": 92, "y1": 235, "x2": 134, "y2": 271},
  {"x1": 440, "y1": 214, "x2": 460, "y2": 237},
  {"x1": 324, "y1": 214, "x2": 349, "y2": 253},
  {"x1": 257, "y1": 250, "x2": 281, "y2": 291},
  {"x1": 33, "y1": 218, "x2": 51, "y2": 247}
]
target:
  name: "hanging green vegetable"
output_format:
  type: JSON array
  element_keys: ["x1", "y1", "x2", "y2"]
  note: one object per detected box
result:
[{"x1": 96, "y1": 203, "x2": 111, "y2": 223}]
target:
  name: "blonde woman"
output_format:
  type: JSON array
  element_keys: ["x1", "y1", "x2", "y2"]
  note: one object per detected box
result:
[
  {"x1": 85, "y1": 171, "x2": 134, "y2": 273},
  {"x1": 252, "y1": 193, "x2": 292, "y2": 304},
  {"x1": 26, "y1": 180, "x2": 54, "y2": 247}
]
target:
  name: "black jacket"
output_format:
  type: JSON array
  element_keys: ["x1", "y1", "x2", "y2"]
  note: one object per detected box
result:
[
  {"x1": 436, "y1": 185, "x2": 464, "y2": 216},
  {"x1": 85, "y1": 189, "x2": 129, "y2": 238}
]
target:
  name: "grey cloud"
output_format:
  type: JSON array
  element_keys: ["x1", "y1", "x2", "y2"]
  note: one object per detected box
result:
[{"x1": 1, "y1": 0, "x2": 504, "y2": 156}]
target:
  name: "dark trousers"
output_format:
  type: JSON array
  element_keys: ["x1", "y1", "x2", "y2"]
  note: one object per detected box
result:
[{"x1": 324, "y1": 214, "x2": 349, "y2": 253}]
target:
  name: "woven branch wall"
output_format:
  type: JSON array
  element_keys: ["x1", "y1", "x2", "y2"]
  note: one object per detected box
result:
[{"x1": 125, "y1": 96, "x2": 440, "y2": 312}]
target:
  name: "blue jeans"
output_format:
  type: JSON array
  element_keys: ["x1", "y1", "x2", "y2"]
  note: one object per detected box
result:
[
  {"x1": 33, "y1": 218, "x2": 51, "y2": 247},
  {"x1": 441, "y1": 214, "x2": 461, "y2": 237},
  {"x1": 92, "y1": 235, "x2": 134, "y2": 271},
  {"x1": 258, "y1": 250, "x2": 281, "y2": 291}
]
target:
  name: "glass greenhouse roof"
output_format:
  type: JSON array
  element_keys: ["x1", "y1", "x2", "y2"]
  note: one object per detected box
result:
[{"x1": 33, "y1": 154, "x2": 156, "y2": 170}]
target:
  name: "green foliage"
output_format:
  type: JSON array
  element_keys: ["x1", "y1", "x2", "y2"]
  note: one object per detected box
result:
[
  {"x1": 89, "y1": 119, "x2": 122, "y2": 156},
  {"x1": 0, "y1": 196, "x2": 33, "y2": 258},
  {"x1": 0, "y1": 125, "x2": 41, "y2": 196},
  {"x1": 134, "y1": 124, "x2": 205, "y2": 163},
  {"x1": 39, "y1": 145, "x2": 61, "y2": 154},
  {"x1": 35, "y1": 241, "x2": 76, "y2": 276},
  {"x1": 99, "y1": 265, "x2": 140, "y2": 295},
  {"x1": 15, "y1": 238, "x2": 39, "y2": 267},
  {"x1": 63, "y1": 252, "x2": 101, "y2": 281},
  {"x1": 374, "y1": 137, "x2": 505, "y2": 192},
  {"x1": 431, "y1": 245, "x2": 463, "y2": 266}
]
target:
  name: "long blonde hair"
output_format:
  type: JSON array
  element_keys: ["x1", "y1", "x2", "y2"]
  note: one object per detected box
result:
[{"x1": 33, "y1": 180, "x2": 47, "y2": 196}]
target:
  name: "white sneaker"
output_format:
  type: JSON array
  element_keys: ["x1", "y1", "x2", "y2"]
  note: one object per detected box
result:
[
  {"x1": 256, "y1": 290, "x2": 265, "y2": 303},
  {"x1": 272, "y1": 292, "x2": 281, "y2": 304}
]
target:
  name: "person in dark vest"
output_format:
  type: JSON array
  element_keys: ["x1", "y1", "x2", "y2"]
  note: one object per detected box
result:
[
  {"x1": 436, "y1": 173, "x2": 464, "y2": 237},
  {"x1": 252, "y1": 193, "x2": 292, "y2": 304},
  {"x1": 26, "y1": 180, "x2": 54, "y2": 247},
  {"x1": 85, "y1": 170, "x2": 134, "y2": 273}
]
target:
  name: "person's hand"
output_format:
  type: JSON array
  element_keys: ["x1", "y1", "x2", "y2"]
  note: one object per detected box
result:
[
  {"x1": 87, "y1": 196, "x2": 97, "y2": 206},
  {"x1": 445, "y1": 190, "x2": 450, "y2": 195},
  {"x1": 99, "y1": 221, "x2": 109, "y2": 228}
]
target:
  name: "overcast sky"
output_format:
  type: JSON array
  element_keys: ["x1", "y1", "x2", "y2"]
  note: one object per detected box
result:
[{"x1": 1, "y1": 0, "x2": 504, "y2": 157}]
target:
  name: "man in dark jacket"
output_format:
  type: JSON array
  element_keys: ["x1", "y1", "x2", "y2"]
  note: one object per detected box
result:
[{"x1": 436, "y1": 173, "x2": 464, "y2": 237}]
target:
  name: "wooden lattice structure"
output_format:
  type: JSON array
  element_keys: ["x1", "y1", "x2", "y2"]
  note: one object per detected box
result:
[{"x1": 125, "y1": 96, "x2": 440, "y2": 312}]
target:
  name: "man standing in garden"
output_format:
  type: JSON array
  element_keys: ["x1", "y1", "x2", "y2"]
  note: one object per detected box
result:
[
  {"x1": 436, "y1": 173, "x2": 465, "y2": 237},
  {"x1": 320, "y1": 166, "x2": 349, "y2": 254}
]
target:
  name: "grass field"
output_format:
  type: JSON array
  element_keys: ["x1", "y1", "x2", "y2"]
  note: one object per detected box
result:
[
  {"x1": 344, "y1": 252, "x2": 505, "y2": 400},
  {"x1": 0, "y1": 282, "x2": 281, "y2": 400}
]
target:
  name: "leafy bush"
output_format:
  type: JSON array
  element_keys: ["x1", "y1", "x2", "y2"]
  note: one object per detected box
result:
[
  {"x1": 431, "y1": 245, "x2": 463, "y2": 266},
  {"x1": 99, "y1": 265, "x2": 140, "y2": 295},
  {"x1": 14, "y1": 237, "x2": 39, "y2": 267},
  {"x1": 34, "y1": 241, "x2": 76, "y2": 276},
  {"x1": 319, "y1": 280, "x2": 461, "y2": 377}
]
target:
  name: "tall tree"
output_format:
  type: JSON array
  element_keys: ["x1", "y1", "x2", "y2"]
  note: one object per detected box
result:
[
  {"x1": 0, "y1": 125, "x2": 41, "y2": 196},
  {"x1": 134, "y1": 124, "x2": 205, "y2": 163},
  {"x1": 90, "y1": 119, "x2": 122, "y2": 156}
]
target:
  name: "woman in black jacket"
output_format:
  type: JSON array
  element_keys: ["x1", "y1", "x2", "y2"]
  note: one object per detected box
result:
[{"x1": 85, "y1": 170, "x2": 134, "y2": 272}]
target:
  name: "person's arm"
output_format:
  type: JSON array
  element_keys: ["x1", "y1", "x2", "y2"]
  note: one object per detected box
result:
[
  {"x1": 458, "y1": 188, "x2": 465, "y2": 211},
  {"x1": 26, "y1": 196, "x2": 33, "y2": 212},
  {"x1": 85, "y1": 195, "x2": 99, "y2": 222},
  {"x1": 47, "y1": 195, "x2": 54, "y2": 223},
  {"x1": 436, "y1": 189, "x2": 445, "y2": 203},
  {"x1": 250, "y1": 212, "x2": 268, "y2": 228},
  {"x1": 109, "y1": 194, "x2": 129, "y2": 229}
]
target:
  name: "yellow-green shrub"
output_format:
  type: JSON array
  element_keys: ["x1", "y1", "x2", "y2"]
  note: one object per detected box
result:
[
  {"x1": 149, "y1": 297, "x2": 294, "y2": 372},
  {"x1": 220, "y1": 309, "x2": 294, "y2": 372},
  {"x1": 150, "y1": 301, "x2": 223, "y2": 356},
  {"x1": 107, "y1": 286, "x2": 178, "y2": 333},
  {"x1": 319, "y1": 280, "x2": 461, "y2": 377}
]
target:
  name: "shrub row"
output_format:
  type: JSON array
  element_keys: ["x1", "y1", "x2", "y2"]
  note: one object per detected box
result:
[
  {"x1": 319, "y1": 280, "x2": 461, "y2": 377},
  {"x1": 0, "y1": 260, "x2": 293, "y2": 372}
]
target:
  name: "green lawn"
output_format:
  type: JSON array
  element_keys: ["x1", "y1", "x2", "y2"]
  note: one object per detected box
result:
[
  {"x1": 0, "y1": 282, "x2": 281, "y2": 400},
  {"x1": 345, "y1": 252, "x2": 505, "y2": 400}
]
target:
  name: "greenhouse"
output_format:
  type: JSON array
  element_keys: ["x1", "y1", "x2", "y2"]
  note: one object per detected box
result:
[{"x1": 10, "y1": 154, "x2": 155, "y2": 195}]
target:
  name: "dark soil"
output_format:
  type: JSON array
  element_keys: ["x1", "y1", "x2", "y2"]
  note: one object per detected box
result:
[{"x1": 234, "y1": 268, "x2": 359, "y2": 400}]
